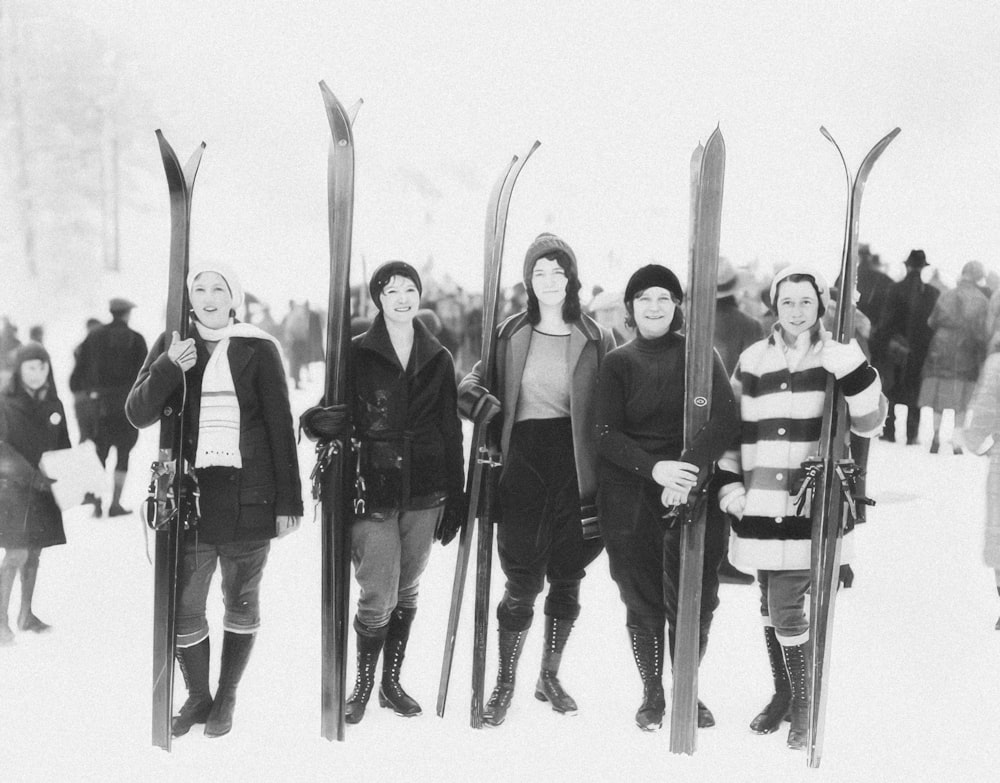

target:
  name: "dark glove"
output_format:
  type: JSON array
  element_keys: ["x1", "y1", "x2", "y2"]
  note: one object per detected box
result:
[
  {"x1": 299, "y1": 404, "x2": 350, "y2": 442},
  {"x1": 435, "y1": 492, "x2": 469, "y2": 545},
  {"x1": 459, "y1": 383, "x2": 501, "y2": 425},
  {"x1": 838, "y1": 564, "x2": 854, "y2": 590},
  {"x1": 471, "y1": 392, "x2": 501, "y2": 425}
]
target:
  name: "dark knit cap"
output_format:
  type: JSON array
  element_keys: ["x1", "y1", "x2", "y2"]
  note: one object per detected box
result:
[
  {"x1": 15, "y1": 341, "x2": 50, "y2": 366},
  {"x1": 369, "y1": 261, "x2": 422, "y2": 310},
  {"x1": 523, "y1": 233, "x2": 578, "y2": 289},
  {"x1": 624, "y1": 264, "x2": 684, "y2": 306},
  {"x1": 905, "y1": 249, "x2": 928, "y2": 268}
]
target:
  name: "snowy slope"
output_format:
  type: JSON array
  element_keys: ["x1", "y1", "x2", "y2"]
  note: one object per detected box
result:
[{"x1": 2, "y1": 377, "x2": 998, "y2": 783}]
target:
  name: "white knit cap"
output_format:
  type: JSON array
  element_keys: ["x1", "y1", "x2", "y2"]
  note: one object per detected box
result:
[
  {"x1": 769, "y1": 264, "x2": 831, "y2": 311},
  {"x1": 187, "y1": 262, "x2": 244, "y2": 310}
]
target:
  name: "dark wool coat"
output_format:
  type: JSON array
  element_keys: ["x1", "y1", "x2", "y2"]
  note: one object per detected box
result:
[
  {"x1": 74, "y1": 319, "x2": 148, "y2": 433},
  {"x1": 458, "y1": 311, "x2": 616, "y2": 511},
  {"x1": 126, "y1": 330, "x2": 303, "y2": 543},
  {"x1": 351, "y1": 315, "x2": 464, "y2": 512},
  {"x1": 871, "y1": 269, "x2": 939, "y2": 406},
  {"x1": 0, "y1": 386, "x2": 70, "y2": 549}
]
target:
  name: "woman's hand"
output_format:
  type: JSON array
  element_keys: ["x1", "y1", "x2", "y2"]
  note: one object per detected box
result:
[
  {"x1": 167, "y1": 331, "x2": 196, "y2": 372},
  {"x1": 651, "y1": 460, "x2": 698, "y2": 493}
]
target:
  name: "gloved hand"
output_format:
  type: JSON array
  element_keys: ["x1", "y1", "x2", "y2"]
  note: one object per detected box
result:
[
  {"x1": 718, "y1": 482, "x2": 746, "y2": 519},
  {"x1": 435, "y1": 492, "x2": 469, "y2": 545},
  {"x1": 472, "y1": 392, "x2": 501, "y2": 425},
  {"x1": 838, "y1": 563, "x2": 854, "y2": 589},
  {"x1": 820, "y1": 337, "x2": 867, "y2": 379},
  {"x1": 299, "y1": 403, "x2": 350, "y2": 442}
]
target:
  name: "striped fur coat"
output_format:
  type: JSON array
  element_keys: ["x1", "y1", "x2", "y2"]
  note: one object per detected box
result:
[{"x1": 718, "y1": 325, "x2": 887, "y2": 571}]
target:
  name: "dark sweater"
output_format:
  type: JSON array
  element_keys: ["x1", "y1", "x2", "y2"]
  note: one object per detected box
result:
[{"x1": 594, "y1": 331, "x2": 739, "y2": 488}]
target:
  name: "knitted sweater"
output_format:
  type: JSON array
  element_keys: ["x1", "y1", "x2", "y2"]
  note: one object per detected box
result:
[{"x1": 718, "y1": 325, "x2": 887, "y2": 571}]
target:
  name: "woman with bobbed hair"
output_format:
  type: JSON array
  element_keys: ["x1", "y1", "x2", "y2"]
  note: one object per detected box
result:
[{"x1": 594, "y1": 264, "x2": 740, "y2": 732}]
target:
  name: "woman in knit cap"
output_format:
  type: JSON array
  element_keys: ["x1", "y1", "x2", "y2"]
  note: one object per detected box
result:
[
  {"x1": 126, "y1": 263, "x2": 303, "y2": 739},
  {"x1": 301, "y1": 260, "x2": 465, "y2": 725},
  {"x1": 716, "y1": 264, "x2": 886, "y2": 749},
  {"x1": 0, "y1": 343, "x2": 70, "y2": 645},
  {"x1": 594, "y1": 264, "x2": 740, "y2": 732},
  {"x1": 458, "y1": 233, "x2": 615, "y2": 726}
]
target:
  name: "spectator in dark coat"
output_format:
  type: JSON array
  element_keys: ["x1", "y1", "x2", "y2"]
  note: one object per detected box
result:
[
  {"x1": 713, "y1": 259, "x2": 764, "y2": 585},
  {"x1": 871, "y1": 249, "x2": 939, "y2": 444},
  {"x1": 73, "y1": 298, "x2": 148, "y2": 515},
  {"x1": 68, "y1": 318, "x2": 103, "y2": 444},
  {"x1": 0, "y1": 343, "x2": 70, "y2": 645}
]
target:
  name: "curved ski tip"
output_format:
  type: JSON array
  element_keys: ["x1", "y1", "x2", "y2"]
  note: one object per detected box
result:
[{"x1": 347, "y1": 98, "x2": 363, "y2": 125}]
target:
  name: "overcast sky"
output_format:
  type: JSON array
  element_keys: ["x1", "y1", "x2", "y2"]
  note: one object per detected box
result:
[{"x1": 38, "y1": 1, "x2": 1000, "y2": 305}]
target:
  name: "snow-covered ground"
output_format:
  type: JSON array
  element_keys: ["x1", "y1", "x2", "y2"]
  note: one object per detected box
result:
[{"x1": 3, "y1": 375, "x2": 998, "y2": 783}]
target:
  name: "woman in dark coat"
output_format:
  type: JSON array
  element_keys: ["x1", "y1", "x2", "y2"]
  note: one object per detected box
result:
[
  {"x1": 302, "y1": 261, "x2": 465, "y2": 725},
  {"x1": 594, "y1": 265, "x2": 740, "y2": 732},
  {"x1": 458, "y1": 233, "x2": 615, "y2": 726},
  {"x1": 126, "y1": 263, "x2": 302, "y2": 738},
  {"x1": 0, "y1": 342, "x2": 69, "y2": 645}
]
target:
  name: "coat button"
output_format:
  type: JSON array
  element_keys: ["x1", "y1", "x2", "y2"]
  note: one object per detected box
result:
[
  {"x1": 778, "y1": 427, "x2": 786, "y2": 435},
  {"x1": 164, "y1": 406, "x2": 173, "y2": 416},
  {"x1": 775, "y1": 472, "x2": 783, "y2": 481},
  {"x1": 780, "y1": 382, "x2": 788, "y2": 390},
  {"x1": 775, "y1": 516, "x2": 783, "y2": 524}
]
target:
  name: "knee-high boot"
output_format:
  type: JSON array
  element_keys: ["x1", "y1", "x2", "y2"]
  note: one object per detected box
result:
[
  {"x1": 172, "y1": 638, "x2": 213, "y2": 737},
  {"x1": 750, "y1": 626, "x2": 792, "y2": 734},
  {"x1": 628, "y1": 625, "x2": 665, "y2": 731},
  {"x1": 783, "y1": 642, "x2": 809, "y2": 750},
  {"x1": 482, "y1": 627, "x2": 528, "y2": 727},
  {"x1": 346, "y1": 618, "x2": 387, "y2": 725},
  {"x1": 0, "y1": 564, "x2": 16, "y2": 645},
  {"x1": 17, "y1": 550, "x2": 50, "y2": 632},
  {"x1": 204, "y1": 631, "x2": 255, "y2": 738},
  {"x1": 666, "y1": 626, "x2": 715, "y2": 728},
  {"x1": 534, "y1": 615, "x2": 578, "y2": 715},
  {"x1": 378, "y1": 606, "x2": 421, "y2": 717}
]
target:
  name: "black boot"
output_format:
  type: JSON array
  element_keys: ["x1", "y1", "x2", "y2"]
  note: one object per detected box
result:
[
  {"x1": 378, "y1": 606, "x2": 421, "y2": 717},
  {"x1": 717, "y1": 559, "x2": 755, "y2": 585},
  {"x1": 783, "y1": 642, "x2": 809, "y2": 750},
  {"x1": 172, "y1": 638, "x2": 213, "y2": 737},
  {"x1": 482, "y1": 627, "x2": 528, "y2": 727},
  {"x1": 534, "y1": 616, "x2": 578, "y2": 715},
  {"x1": 204, "y1": 632, "x2": 255, "y2": 738},
  {"x1": 346, "y1": 619, "x2": 387, "y2": 725},
  {"x1": 750, "y1": 626, "x2": 792, "y2": 734},
  {"x1": 628, "y1": 626, "x2": 665, "y2": 731}
]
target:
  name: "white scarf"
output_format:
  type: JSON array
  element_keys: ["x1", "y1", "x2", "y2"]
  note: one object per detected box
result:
[{"x1": 193, "y1": 320, "x2": 284, "y2": 469}]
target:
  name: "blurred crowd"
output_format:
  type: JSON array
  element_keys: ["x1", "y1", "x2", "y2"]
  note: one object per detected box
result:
[{"x1": 1, "y1": 245, "x2": 994, "y2": 453}]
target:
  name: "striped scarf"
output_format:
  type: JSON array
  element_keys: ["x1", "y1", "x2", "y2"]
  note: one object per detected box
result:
[{"x1": 193, "y1": 320, "x2": 282, "y2": 468}]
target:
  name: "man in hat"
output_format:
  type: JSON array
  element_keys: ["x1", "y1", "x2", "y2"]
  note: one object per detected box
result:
[
  {"x1": 73, "y1": 298, "x2": 148, "y2": 515},
  {"x1": 871, "y1": 249, "x2": 939, "y2": 444},
  {"x1": 712, "y1": 258, "x2": 764, "y2": 585}
]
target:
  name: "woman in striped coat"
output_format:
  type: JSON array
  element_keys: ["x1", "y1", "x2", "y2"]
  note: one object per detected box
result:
[{"x1": 716, "y1": 264, "x2": 886, "y2": 750}]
